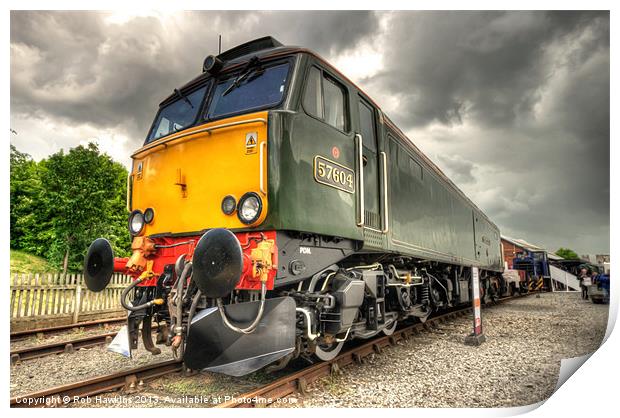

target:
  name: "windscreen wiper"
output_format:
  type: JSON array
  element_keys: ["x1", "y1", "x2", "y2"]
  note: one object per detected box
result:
[
  {"x1": 174, "y1": 88, "x2": 194, "y2": 108},
  {"x1": 222, "y1": 57, "x2": 264, "y2": 97}
]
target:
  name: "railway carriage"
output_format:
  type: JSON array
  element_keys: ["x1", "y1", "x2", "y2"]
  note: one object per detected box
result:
[{"x1": 84, "y1": 36, "x2": 504, "y2": 376}]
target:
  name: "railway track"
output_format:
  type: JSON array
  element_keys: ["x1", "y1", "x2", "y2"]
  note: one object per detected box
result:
[
  {"x1": 10, "y1": 360, "x2": 184, "y2": 408},
  {"x1": 10, "y1": 332, "x2": 119, "y2": 364},
  {"x1": 218, "y1": 294, "x2": 528, "y2": 408},
  {"x1": 10, "y1": 317, "x2": 126, "y2": 341},
  {"x1": 10, "y1": 294, "x2": 527, "y2": 408},
  {"x1": 11, "y1": 320, "x2": 161, "y2": 364},
  {"x1": 216, "y1": 307, "x2": 475, "y2": 408}
]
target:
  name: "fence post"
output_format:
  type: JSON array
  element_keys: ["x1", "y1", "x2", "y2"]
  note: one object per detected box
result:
[{"x1": 73, "y1": 284, "x2": 82, "y2": 324}]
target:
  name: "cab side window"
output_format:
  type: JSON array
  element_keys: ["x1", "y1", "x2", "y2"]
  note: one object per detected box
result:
[
  {"x1": 302, "y1": 65, "x2": 348, "y2": 131},
  {"x1": 303, "y1": 66, "x2": 323, "y2": 118},
  {"x1": 324, "y1": 77, "x2": 346, "y2": 130},
  {"x1": 358, "y1": 100, "x2": 376, "y2": 152}
]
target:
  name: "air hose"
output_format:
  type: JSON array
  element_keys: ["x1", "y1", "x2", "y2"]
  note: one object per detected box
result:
[
  {"x1": 121, "y1": 276, "x2": 164, "y2": 311},
  {"x1": 170, "y1": 262, "x2": 192, "y2": 359},
  {"x1": 175, "y1": 263, "x2": 192, "y2": 332},
  {"x1": 216, "y1": 282, "x2": 267, "y2": 334},
  {"x1": 186, "y1": 289, "x2": 202, "y2": 335}
]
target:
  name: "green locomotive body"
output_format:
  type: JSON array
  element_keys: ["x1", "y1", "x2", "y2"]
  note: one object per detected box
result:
[{"x1": 84, "y1": 37, "x2": 505, "y2": 376}]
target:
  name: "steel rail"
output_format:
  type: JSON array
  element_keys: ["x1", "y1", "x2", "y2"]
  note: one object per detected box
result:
[
  {"x1": 10, "y1": 317, "x2": 126, "y2": 341},
  {"x1": 10, "y1": 332, "x2": 119, "y2": 364},
  {"x1": 11, "y1": 320, "x2": 160, "y2": 363},
  {"x1": 10, "y1": 360, "x2": 184, "y2": 408}
]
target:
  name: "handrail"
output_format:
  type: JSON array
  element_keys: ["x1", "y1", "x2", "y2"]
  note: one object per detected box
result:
[
  {"x1": 381, "y1": 151, "x2": 389, "y2": 234},
  {"x1": 355, "y1": 133, "x2": 365, "y2": 227},
  {"x1": 126, "y1": 173, "x2": 133, "y2": 212},
  {"x1": 131, "y1": 118, "x2": 268, "y2": 158},
  {"x1": 259, "y1": 141, "x2": 267, "y2": 195}
]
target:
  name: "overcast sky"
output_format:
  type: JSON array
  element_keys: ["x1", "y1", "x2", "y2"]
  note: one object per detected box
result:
[{"x1": 9, "y1": 11, "x2": 610, "y2": 255}]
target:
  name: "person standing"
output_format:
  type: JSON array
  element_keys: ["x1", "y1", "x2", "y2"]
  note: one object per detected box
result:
[
  {"x1": 578, "y1": 267, "x2": 590, "y2": 299},
  {"x1": 582, "y1": 271, "x2": 593, "y2": 300}
]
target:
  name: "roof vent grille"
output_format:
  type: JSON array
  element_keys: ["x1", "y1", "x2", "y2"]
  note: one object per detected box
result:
[{"x1": 217, "y1": 36, "x2": 283, "y2": 62}]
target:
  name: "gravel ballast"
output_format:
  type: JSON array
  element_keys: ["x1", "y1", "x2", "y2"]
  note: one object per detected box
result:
[
  {"x1": 10, "y1": 339, "x2": 175, "y2": 397},
  {"x1": 10, "y1": 292, "x2": 609, "y2": 407},
  {"x1": 292, "y1": 292, "x2": 609, "y2": 407}
]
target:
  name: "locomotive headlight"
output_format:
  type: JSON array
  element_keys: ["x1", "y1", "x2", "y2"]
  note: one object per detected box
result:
[
  {"x1": 203, "y1": 55, "x2": 224, "y2": 74},
  {"x1": 237, "y1": 192, "x2": 262, "y2": 224},
  {"x1": 128, "y1": 210, "x2": 145, "y2": 236},
  {"x1": 221, "y1": 195, "x2": 237, "y2": 215}
]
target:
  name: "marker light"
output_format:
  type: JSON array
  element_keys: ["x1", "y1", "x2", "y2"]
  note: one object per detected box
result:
[
  {"x1": 144, "y1": 208, "x2": 155, "y2": 224},
  {"x1": 221, "y1": 195, "x2": 237, "y2": 215}
]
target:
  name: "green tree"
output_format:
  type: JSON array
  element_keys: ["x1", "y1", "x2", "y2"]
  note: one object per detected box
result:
[
  {"x1": 556, "y1": 247, "x2": 580, "y2": 260},
  {"x1": 39, "y1": 143, "x2": 130, "y2": 273},
  {"x1": 10, "y1": 143, "x2": 130, "y2": 273},
  {"x1": 10, "y1": 145, "x2": 46, "y2": 251}
]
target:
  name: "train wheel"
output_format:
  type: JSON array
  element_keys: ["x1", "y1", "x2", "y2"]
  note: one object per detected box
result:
[
  {"x1": 382, "y1": 320, "x2": 397, "y2": 336},
  {"x1": 314, "y1": 341, "x2": 344, "y2": 361}
]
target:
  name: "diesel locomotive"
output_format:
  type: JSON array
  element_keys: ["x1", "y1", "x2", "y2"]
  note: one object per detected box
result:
[{"x1": 84, "y1": 36, "x2": 504, "y2": 376}]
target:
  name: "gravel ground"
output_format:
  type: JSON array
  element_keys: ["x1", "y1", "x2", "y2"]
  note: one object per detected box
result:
[
  {"x1": 290, "y1": 292, "x2": 609, "y2": 408},
  {"x1": 10, "y1": 292, "x2": 609, "y2": 408},
  {"x1": 10, "y1": 343, "x2": 175, "y2": 397}
]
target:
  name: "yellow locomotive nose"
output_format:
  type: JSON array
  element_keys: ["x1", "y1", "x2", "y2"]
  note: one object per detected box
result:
[{"x1": 129, "y1": 111, "x2": 269, "y2": 235}]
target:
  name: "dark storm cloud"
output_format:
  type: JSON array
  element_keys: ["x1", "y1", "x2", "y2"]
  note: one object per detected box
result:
[
  {"x1": 371, "y1": 11, "x2": 608, "y2": 130},
  {"x1": 10, "y1": 11, "x2": 610, "y2": 254},
  {"x1": 436, "y1": 154, "x2": 476, "y2": 184},
  {"x1": 359, "y1": 11, "x2": 609, "y2": 253},
  {"x1": 10, "y1": 10, "x2": 378, "y2": 140}
]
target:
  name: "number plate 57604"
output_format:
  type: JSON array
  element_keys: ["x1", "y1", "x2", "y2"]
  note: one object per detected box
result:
[{"x1": 313, "y1": 155, "x2": 355, "y2": 194}]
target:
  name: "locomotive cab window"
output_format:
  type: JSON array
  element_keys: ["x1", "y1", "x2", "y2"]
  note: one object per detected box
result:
[
  {"x1": 302, "y1": 65, "x2": 348, "y2": 131},
  {"x1": 147, "y1": 85, "x2": 208, "y2": 143},
  {"x1": 206, "y1": 61, "x2": 291, "y2": 120}
]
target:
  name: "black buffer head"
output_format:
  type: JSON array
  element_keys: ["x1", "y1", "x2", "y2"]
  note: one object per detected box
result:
[
  {"x1": 192, "y1": 228, "x2": 243, "y2": 298},
  {"x1": 84, "y1": 238, "x2": 114, "y2": 292}
]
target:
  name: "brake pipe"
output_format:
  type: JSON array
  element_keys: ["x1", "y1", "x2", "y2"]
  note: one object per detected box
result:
[
  {"x1": 217, "y1": 282, "x2": 267, "y2": 334},
  {"x1": 296, "y1": 306, "x2": 320, "y2": 341}
]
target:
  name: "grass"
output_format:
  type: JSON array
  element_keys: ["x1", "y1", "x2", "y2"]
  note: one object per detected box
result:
[
  {"x1": 321, "y1": 372, "x2": 350, "y2": 397},
  {"x1": 10, "y1": 249, "x2": 57, "y2": 274}
]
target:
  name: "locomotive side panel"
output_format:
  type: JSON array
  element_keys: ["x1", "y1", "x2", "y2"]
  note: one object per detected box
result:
[
  {"x1": 268, "y1": 55, "x2": 362, "y2": 241},
  {"x1": 270, "y1": 53, "x2": 503, "y2": 272},
  {"x1": 387, "y1": 134, "x2": 478, "y2": 266},
  {"x1": 473, "y1": 211, "x2": 503, "y2": 271}
]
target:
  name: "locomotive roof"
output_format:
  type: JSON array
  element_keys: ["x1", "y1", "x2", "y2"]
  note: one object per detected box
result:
[
  {"x1": 159, "y1": 37, "x2": 499, "y2": 232},
  {"x1": 160, "y1": 37, "x2": 301, "y2": 106}
]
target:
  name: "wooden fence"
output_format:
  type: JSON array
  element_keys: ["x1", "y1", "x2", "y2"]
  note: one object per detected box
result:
[{"x1": 10, "y1": 273, "x2": 133, "y2": 332}]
